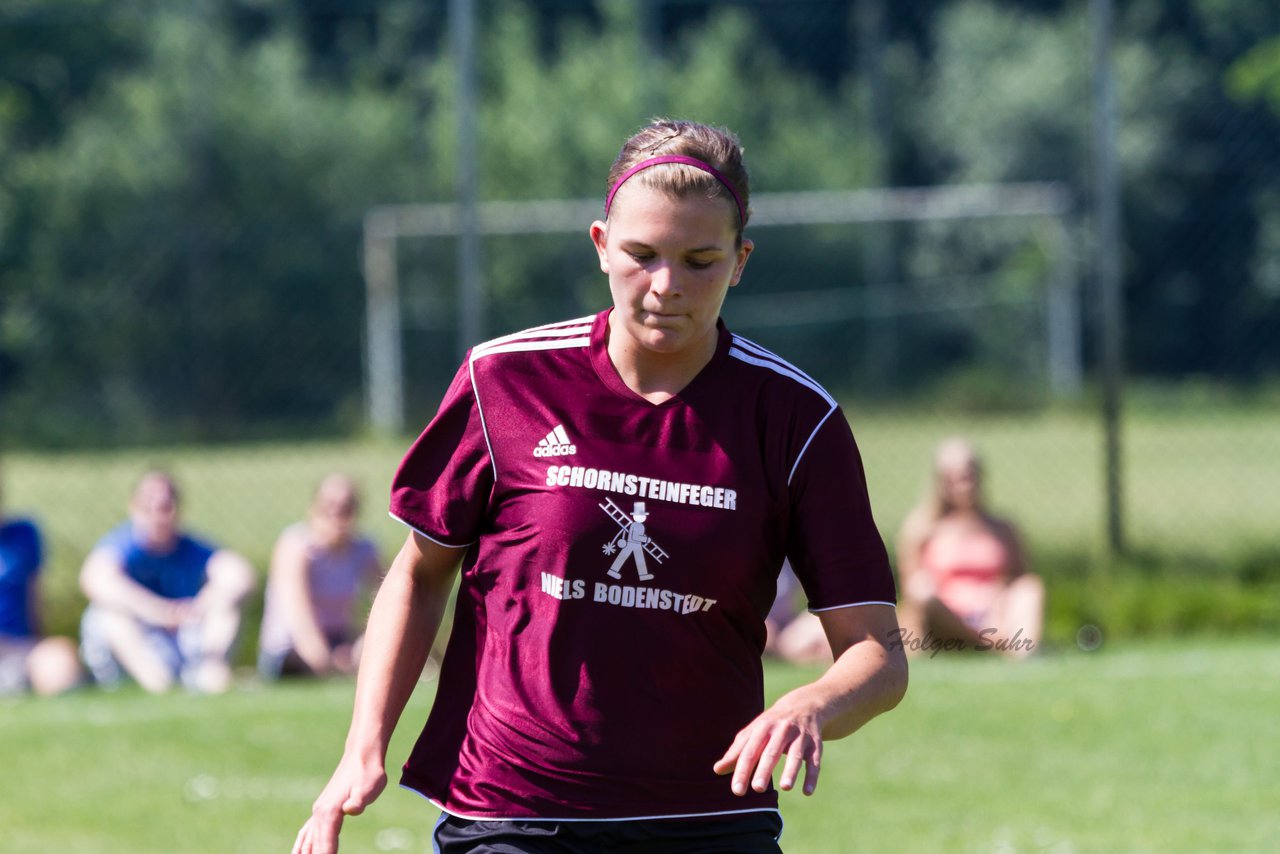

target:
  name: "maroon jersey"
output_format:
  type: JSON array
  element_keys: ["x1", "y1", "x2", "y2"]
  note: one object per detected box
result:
[{"x1": 390, "y1": 309, "x2": 894, "y2": 820}]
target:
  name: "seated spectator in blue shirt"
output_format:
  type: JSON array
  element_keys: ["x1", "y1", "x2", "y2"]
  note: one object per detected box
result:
[{"x1": 79, "y1": 470, "x2": 255, "y2": 693}]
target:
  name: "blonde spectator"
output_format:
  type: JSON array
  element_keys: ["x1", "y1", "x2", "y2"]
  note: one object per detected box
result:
[
  {"x1": 896, "y1": 438, "x2": 1043, "y2": 659},
  {"x1": 258, "y1": 474, "x2": 381, "y2": 679}
]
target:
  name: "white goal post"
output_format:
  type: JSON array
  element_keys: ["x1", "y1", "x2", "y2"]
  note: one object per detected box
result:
[{"x1": 363, "y1": 183, "x2": 1079, "y2": 434}]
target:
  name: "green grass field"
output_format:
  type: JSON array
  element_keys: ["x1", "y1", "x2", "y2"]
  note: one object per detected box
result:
[
  {"x1": 2, "y1": 407, "x2": 1276, "y2": 851},
  {"x1": 2, "y1": 640, "x2": 1276, "y2": 853}
]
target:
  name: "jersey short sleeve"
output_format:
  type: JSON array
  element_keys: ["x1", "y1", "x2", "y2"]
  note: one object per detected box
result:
[
  {"x1": 786, "y1": 407, "x2": 896, "y2": 610},
  {"x1": 390, "y1": 358, "x2": 494, "y2": 547}
]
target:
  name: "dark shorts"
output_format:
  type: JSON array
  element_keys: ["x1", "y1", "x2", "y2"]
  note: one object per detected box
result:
[{"x1": 432, "y1": 811, "x2": 784, "y2": 854}]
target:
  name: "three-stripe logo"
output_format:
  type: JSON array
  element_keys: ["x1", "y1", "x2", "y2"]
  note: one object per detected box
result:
[{"x1": 533, "y1": 424, "x2": 577, "y2": 458}]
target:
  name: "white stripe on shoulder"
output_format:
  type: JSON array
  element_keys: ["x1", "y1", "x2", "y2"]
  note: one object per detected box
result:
[
  {"x1": 470, "y1": 315, "x2": 595, "y2": 359},
  {"x1": 787, "y1": 404, "x2": 837, "y2": 485},
  {"x1": 472, "y1": 336, "x2": 590, "y2": 360},
  {"x1": 387, "y1": 512, "x2": 476, "y2": 549},
  {"x1": 727, "y1": 336, "x2": 842, "y2": 485},
  {"x1": 467, "y1": 357, "x2": 498, "y2": 478},
  {"x1": 467, "y1": 316, "x2": 594, "y2": 480},
  {"x1": 728, "y1": 337, "x2": 836, "y2": 406},
  {"x1": 731, "y1": 335, "x2": 831, "y2": 397}
]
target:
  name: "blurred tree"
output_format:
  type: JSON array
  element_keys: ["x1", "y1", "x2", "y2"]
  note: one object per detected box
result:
[
  {"x1": 0, "y1": 1, "x2": 145, "y2": 149},
  {"x1": 903, "y1": 0, "x2": 1280, "y2": 382},
  {"x1": 0, "y1": 1, "x2": 147, "y2": 403},
  {"x1": 2, "y1": 9, "x2": 419, "y2": 444},
  {"x1": 1119, "y1": 0, "x2": 1280, "y2": 380},
  {"x1": 390, "y1": 0, "x2": 885, "y2": 397},
  {"x1": 1225, "y1": 31, "x2": 1280, "y2": 376},
  {"x1": 3, "y1": 0, "x2": 1279, "y2": 446},
  {"x1": 2, "y1": 0, "x2": 882, "y2": 444}
]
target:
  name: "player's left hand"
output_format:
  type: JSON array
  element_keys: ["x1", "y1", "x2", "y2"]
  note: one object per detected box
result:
[{"x1": 713, "y1": 688, "x2": 825, "y2": 797}]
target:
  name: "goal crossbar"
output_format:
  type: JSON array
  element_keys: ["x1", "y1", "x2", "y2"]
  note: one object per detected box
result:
[{"x1": 364, "y1": 183, "x2": 1076, "y2": 433}]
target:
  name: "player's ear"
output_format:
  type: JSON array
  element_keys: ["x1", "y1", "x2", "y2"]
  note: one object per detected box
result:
[
  {"x1": 590, "y1": 221, "x2": 610, "y2": 273},
  {"x1": 730, "y1": 238, "x2": 754, "y2": 287}
]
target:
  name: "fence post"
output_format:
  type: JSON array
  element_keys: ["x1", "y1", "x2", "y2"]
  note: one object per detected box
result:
[
  {"x1": 856, "y1": 0, "x2": 899, "y2": 390},
  {"x1": 452, "y1": 0, "x2": 483, "y2": 354},
  {"x1": 1092, "y1": 0, "x2": 1125, "y2": 556},
  {"x1": 364, "y1": 213, "x2": 404, "y2": 435},
  {"x1": 1047, "y1": 218, "x2": 1083, "y2": 398}
]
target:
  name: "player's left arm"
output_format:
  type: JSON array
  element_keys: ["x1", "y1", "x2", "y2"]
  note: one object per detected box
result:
[{"x1": 714, "y1": 603, "x2": 906, "y2": 797}]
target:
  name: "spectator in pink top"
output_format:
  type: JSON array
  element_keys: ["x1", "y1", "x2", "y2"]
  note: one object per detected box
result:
[
  {"x1": 896, "y1": 438, "x2": 1044, "y2": 659},
  {"x1": 258, "y1": 474, "x2": 381, "y2": 679}
]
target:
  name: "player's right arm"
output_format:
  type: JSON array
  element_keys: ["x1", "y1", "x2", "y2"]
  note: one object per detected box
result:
[{"x1": 293, "y1": 531, "x2": 464, "y2": 854}]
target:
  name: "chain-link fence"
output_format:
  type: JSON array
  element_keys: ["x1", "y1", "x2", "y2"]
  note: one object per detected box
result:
[{"x1": 3, "y1": 0, "x2": 1279, "y2": 638}]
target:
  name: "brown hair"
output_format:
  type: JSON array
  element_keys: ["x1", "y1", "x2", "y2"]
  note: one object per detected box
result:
[{"x1": 606, "y1": 119, "x2": 751, "y2": 240}]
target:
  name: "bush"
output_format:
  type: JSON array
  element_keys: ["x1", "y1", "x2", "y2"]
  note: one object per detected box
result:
[{"x1": 1037, "y1": 547, "x2": 1280, "y2": 649}]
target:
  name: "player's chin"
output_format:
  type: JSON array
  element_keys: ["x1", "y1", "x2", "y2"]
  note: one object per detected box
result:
[
  {"x1": 636, "y1": 330, "x2": 691, "y2": 354},
  {"x1": 633, "y1": 320, "x2": 687, "y2": 347}
]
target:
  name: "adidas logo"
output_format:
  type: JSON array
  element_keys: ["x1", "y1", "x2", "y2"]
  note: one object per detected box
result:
[{"x1": 534, "y1": 424, "x2": 578, "y2": 458}]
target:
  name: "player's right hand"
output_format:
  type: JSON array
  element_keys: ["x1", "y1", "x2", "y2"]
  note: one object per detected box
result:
[{"x1": 291, "y1": 753, "x2": 387, "y2": 854}]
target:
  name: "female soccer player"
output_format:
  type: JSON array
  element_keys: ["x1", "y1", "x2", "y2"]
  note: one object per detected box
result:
[{"x1": 294, "y1": 119, "x2": 906, "y2": 854}]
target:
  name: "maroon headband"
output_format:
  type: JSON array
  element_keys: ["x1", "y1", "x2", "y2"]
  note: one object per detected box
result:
[{"x1": 604, "y1": 155, "x2": 746, "y2": 224}]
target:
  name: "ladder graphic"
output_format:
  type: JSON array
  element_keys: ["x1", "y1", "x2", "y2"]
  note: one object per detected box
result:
[{"x1": 599, "y1": 497, "x2": 669, "y2": 564}]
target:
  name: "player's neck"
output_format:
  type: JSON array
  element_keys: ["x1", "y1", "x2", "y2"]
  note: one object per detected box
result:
[{"x1": 607, "y1": 327, "x2": 717, "y2": 405}]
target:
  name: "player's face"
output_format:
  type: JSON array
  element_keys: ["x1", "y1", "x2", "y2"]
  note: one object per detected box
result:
[{"x1": 591, "y1": 185, "x2": 752, "y2": 360}]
